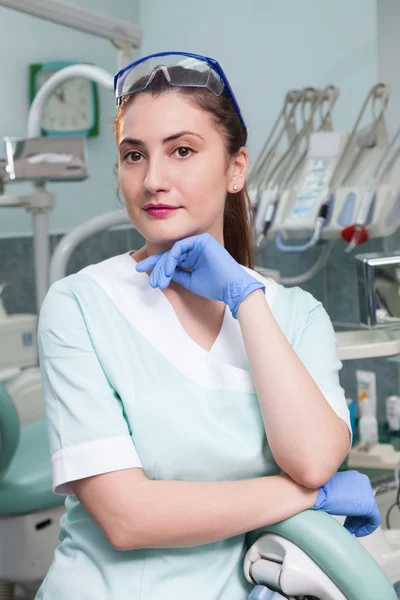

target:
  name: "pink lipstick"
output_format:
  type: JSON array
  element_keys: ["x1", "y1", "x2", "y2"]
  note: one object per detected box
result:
[{"x1": 143, "y1": 204, "x2": 181, "y2": 217}]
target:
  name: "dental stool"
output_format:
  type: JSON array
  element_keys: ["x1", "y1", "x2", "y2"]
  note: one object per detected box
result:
[
  {"x1": 244, "y1": 509, "x2": 397, "y2": 600},
  {"x1": 0, "y1": 383, "x2": 65, "y2": 600}
]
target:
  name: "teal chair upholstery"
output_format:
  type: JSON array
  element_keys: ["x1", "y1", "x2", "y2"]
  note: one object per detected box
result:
[
  {"x1": 0, "y1": 383, "x2": 64, "y2": 515},
  {"x1": 0, "y1": 381, "x2": 20, "y2": 476},
  {"x1": 247, "y1": 509, "x2": 397, "y2": 599}
]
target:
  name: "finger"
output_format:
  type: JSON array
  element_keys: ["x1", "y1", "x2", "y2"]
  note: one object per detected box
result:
[
  {"x1": 344, "y1": 515, "x2": 359, "y2": 534},
  {"x1": 345, "y1": 515, "x2": 379, "y2": 537},
  {"x1": 150, "y1": 253, "x2": 171, "y2": 289},
  {"x1": 135, "y1": 252, "x2": 165, "y2": 273},
  {"x1": 355, "y1": 522, "x2": 378, "y2": 537},
  {"x1": 164, "y1": 247, "x2": 180, "y2": 278},
  {"x1": 165, "y1": 238, "x2": 196, "y2": 275},
  {"x1": 369, "y1": 506, "x2": 382, "y2": 529},
  {"x1": 171, "y1": 267, "x2": 192, "y2": 289}
]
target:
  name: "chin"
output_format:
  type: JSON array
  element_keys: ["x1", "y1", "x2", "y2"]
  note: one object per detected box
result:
[{"x1": 140, "y1": 221, "x2": 206, "y2": 245}]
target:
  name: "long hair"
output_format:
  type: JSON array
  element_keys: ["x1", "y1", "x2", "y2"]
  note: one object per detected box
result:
[{"x1": 114, "y1": 67, "x2": 256, "y2": 268}]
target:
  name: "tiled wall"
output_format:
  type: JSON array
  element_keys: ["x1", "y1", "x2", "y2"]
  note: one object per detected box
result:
[{"x1": 2, "y1": 224, "x2": 399, "y2": 424}]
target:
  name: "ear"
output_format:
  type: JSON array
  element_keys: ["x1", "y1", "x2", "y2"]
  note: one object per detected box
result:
[{"x1": 228, "y1": 146, "x2": 249, "y2": 194}]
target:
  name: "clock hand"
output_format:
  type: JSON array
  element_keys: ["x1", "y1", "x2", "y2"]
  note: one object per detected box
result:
[
  {"x1": 54, "y1": 86, "x2": 65, "y2": 103},
  {"x1": 61, "y1": 100, "x2": 86, "y2": 116}
]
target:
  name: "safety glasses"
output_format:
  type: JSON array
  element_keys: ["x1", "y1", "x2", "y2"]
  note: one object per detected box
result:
[{"x1": 114, "y1": 51, "x2": 246, "y2": 132}]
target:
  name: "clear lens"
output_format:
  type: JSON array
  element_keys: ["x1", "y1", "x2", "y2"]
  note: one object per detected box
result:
[{"x1": 116, "y1": 54, "x2": 224, "y2": 101}]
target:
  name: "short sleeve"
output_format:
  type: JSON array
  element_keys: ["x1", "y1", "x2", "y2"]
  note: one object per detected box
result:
[
  {"x1": 38, "y1": 279, "x2": 142, "y2": 495},
  {"x1": 293, "y1": 293, "x2": 352, "y2": 443}
]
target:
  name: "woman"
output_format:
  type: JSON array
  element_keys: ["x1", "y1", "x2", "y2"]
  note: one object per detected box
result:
[{"x1": 35, "y1": 52, "x2": 380, "y2": 600}]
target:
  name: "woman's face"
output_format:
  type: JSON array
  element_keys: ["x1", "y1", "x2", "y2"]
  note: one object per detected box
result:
[{"x1": 117, "y1": 92, "x2": 247, "y2": 252}]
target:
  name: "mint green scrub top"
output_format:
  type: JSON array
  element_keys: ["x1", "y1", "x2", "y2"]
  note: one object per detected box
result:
[{"x1": 35, "y1": 252, "x2": 351, "y2": 600}]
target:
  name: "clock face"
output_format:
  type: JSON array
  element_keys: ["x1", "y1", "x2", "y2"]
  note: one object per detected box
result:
[{"x1": 37, "y1": 71, "x2": 93, "y2": 132}]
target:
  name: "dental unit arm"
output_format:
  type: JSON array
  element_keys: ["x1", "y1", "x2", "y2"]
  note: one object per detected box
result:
[
  {"x1": 248, "y1": 89, "x2": 301, "y2": 213},
  {"x1": 244, "y1": 509, "x2": 397, "y2": 600},
  {"x1": 343, "y1": 118, "x2": 400, "y2": 254},
  {"x1": 0, "y1": 64, "x2": 114, "y2": 311},
  {"x1": 252, "y1": 87, "x2": 322, "y2": 248},
  {"x1": 0, "y1": 0, "x2": 143, "y2": 317}
]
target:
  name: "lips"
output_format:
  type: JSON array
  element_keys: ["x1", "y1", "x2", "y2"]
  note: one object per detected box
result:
[
  {"x1": 143, "y1": 204, "x2": 182, "y2": 217},
  {"x1": 143, "y1": 204, "x2": 179, "y2": 210}
]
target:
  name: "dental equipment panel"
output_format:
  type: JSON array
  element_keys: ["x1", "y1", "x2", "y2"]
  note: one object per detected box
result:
[
  {"x1": 251, "y1": 85, "x2": 340, "y2": 249},
  {"x1": 253, "y1": 83, "x2": 400, "y2": 258},
  {"x1": 273, "y1": 130, "x2": 349, "y2": 244},
  {"x1": 4, "y1": 137, "x2": 88, "y2": 183}
]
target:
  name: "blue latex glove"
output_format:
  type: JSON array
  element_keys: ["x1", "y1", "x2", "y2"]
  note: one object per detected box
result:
[
  {"x1": 135, "y1": 233, "x2": 265, "y2": 318},
  {"x1": 248, "y1": 585, "x2": 284, "y2": 599},
  {"x1": 312, "y1": 470, "x2": 381, "y2": 537}
]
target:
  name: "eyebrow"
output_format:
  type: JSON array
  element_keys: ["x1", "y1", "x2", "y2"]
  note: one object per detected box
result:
[{"x1": 119, "y1": 131, "x2": 205, "y2": 147}]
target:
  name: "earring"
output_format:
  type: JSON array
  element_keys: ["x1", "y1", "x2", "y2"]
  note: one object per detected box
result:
[{"x1": 233, "y1": 184, "x2": 239, "y2": 191}]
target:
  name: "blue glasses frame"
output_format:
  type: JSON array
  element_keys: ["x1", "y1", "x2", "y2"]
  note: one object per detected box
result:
[{"x1": 114, "y1": 51, "x2": 246, "y2": 132}]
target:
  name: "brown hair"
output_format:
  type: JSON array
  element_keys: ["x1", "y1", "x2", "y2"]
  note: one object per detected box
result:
[{"x1": 114, "y1": 67, "x2": 256, "y2": 268}]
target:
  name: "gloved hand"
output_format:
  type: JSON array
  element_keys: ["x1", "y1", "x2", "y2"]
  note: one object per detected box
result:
[
  {"x1": 135, "y1": 233, "x2": 265, "y2": 318},
  {"x1": 248, "y1": 585, "x2": 284, "y2": 599},
  {"x1": 312, "y1": 470, "x2": 381, "y2": 537}
]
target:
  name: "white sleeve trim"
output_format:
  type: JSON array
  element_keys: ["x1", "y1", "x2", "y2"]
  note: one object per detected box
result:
[
  {"x1": 51, "y1": 435, "x2": 143, "y2": 495},
  {"x1": 323, "y1": 391, "x2": 353, "y2": 448}
]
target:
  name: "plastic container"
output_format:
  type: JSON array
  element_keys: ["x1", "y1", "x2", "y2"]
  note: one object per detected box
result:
[
  {"x1": 386, "y1": 395, "x2": 400, "y2": 434},
  {"x1": 359, "y1": 413, "x2": 379, "y2": 445}
]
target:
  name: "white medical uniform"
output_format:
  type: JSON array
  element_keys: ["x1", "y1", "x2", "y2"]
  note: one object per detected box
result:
[{"x1": 35, "y1": 252, "x2": 351, "y2": 600}]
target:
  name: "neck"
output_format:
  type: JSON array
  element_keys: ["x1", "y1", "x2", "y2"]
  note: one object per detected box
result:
[{"x1": 142, "y1": 227, "x2": 224, "y2": 260}]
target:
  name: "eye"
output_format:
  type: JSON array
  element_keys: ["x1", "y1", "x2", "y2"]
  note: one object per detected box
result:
[
  {"x1": 124, "y1": 151, "x2": 143, "y2": 163},
  {"x1": 173, "y1": 146, "x2": 194, "y2": 158}
]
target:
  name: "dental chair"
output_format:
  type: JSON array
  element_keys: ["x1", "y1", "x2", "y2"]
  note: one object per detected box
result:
[
  {"x1": 244, "y1": 509, "x2": 397, "y2": 599},
  {"x1": 0, "y1": 383, "x2": 65, "y2": 599},
  {"x1": 0, "y1": 383, "x2": 396, "y2": 600}
]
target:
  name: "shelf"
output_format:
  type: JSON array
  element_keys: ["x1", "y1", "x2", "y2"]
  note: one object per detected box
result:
[{"x1": 336, "y1": 329, "x2": 400, "y2": 360}]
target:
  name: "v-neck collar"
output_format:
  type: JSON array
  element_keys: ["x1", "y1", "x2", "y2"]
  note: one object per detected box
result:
[
  {"x1": 82, "y1": 252, "x2": 280, "y2": 394},
  {"x1": 128, "y1": 251, "x2": 228, "y2": 356}
]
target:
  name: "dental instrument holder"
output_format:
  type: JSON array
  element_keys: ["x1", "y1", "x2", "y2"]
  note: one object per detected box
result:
[
  {"x1": 254, "y1": 86, "x2": 333, "y2": 249},
  {"x1": 24, "y1": 63, "x2": 113, "y2": 310},
  {"x1": 271, "y1": 84, "x2": 400, "y2": 254},
  {"x1": 248, "y1": 89, "x2": 301, "y2": 210},
  {"x1": 274, "y1": 129, "x2": 349, "y2": 251}
]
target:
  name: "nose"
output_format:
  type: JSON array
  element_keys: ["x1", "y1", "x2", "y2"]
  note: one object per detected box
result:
[{"x1": 143, "y1": 156, "x2": 171, "y2": 195}]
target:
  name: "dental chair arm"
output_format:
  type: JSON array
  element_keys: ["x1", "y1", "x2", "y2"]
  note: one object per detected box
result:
[{"x1": 245, "y1": 509, "x2": 396, "y2": 599}]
